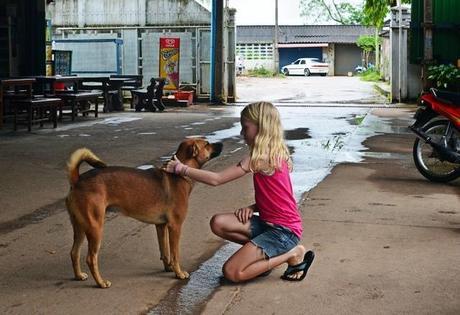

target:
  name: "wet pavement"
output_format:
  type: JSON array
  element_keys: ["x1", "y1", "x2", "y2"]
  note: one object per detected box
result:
[
  {"x1": 143, "y1": 105, "x2": 435, "y2": 315},
  {"x1": 234, "y1": 76, "x2": 388, "y2": 104},
  {"x1": 1, "y1": 77, "x2": 459, "y2": 314}
]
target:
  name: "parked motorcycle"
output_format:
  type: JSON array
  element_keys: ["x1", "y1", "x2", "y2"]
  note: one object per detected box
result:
[{"x1": 409, "y1": 88, "x2": 460, "y2": 182}]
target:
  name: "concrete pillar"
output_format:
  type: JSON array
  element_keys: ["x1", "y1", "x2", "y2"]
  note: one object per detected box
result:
[
  {"x1": 328, "y1": 44, "x2": 335, "y2": 76},
  {"x1": 390, "y1": 6, "x2": 409, "y2": 101}
]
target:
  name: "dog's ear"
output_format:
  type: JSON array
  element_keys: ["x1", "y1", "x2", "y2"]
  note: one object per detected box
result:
[{"x1": 192, "y1": 142, "x2": 199, "y2": 157}]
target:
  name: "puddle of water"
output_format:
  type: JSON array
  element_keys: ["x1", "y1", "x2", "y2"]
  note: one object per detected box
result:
[
  {"x1": 363, "y1": 152, "x2": 407, "y2": 159},
  {"x1": 285, "y1": 128, "x2": 311, "y2": 140},
  {"x1": 148, "y1": 243, "x2": 239, "y2": 315},
  {"x1": 206, "y1": 123, "x2": 241, "y2": 143},
  {"x1": 98, "y1": 117, "x2": 142, "y2": 125},
  {"x1": 141, "y1": 106, "x2": 403, "y2": 315},
  {"x1": 45, "y1": 115, "x2": 143, "y2": 132},
  {"x1": 150, "y1": 107, "x2": 397, "y2": 313}
]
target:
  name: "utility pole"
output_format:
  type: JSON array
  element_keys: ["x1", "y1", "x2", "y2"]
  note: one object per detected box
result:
[{"x1": 273, "y1": 0, "x2": 279, "y2": 74}]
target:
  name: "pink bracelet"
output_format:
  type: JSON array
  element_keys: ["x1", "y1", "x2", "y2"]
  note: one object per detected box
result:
[{"x1": 174, "y1": 163, "x2": 182, "y2": 175}]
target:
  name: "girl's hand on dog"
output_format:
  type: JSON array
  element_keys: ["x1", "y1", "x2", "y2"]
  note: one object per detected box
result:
[
  {"x1": 164, "y1": 155, "x2": 190, "y2": 176},
  {"x1": 164, "y1": 155, "x2": 182, "y2": 173},
  {"x1": 235, "y1": 207, "x2": 253, "y2": 224}
]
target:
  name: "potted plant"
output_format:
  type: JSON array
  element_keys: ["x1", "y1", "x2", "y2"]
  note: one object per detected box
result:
[{"x1": 427, "y1": 64, "x2": 460, "y2": 92}]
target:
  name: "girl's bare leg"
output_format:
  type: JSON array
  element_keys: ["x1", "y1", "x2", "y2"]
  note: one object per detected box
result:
[
  {"x1": 210, "y1": 213, "x2": 251, "y2": 244},
  {"x1": 222, "y1": 243, "x2": 306, "y2": 283}
]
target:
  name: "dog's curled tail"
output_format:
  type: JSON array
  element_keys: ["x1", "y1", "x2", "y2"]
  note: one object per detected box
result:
[{"x1": 67, "y1": 148, "x2": 107, "y2": 186}]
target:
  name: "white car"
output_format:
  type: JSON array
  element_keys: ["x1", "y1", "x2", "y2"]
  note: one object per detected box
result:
[{"x1": 281, "y1": 58, "x2": 329, "y2": 76}]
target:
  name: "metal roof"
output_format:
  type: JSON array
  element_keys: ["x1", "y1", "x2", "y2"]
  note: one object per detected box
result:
[{"x1": 236, "y1": 25, "x2": 375, "y2": 44}]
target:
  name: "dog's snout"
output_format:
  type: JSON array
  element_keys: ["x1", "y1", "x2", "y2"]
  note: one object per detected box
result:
[{"x1": 211, "y1": 142, "x2": 223, "y2": 158}]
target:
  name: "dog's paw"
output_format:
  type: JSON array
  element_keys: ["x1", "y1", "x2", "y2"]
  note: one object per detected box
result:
[
  {"x1": 176, "y1": 271, "x2": 190, "y2": 279},
  {"x1": 75, "y1": 272, "x2": 88, "y2": 281},
  {"x1": 98, "y1": 280, "x2": 112, "y2": 288}
]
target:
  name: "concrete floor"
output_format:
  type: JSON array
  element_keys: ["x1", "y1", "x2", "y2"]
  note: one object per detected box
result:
[{"x1": 0, "y1": 77, "x2": 459, "y2": 314}]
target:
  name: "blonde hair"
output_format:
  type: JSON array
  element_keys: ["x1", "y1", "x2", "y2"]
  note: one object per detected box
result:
[{"x1": 241, "y1": 101, "x2": 292, "y2": 174}]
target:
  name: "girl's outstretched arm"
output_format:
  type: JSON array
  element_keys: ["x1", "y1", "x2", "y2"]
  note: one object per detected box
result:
[{"x1": 164, "y1": 155, "x2": 251, "y2": 186}]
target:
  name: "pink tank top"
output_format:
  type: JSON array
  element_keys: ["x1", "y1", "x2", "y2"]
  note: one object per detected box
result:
[{"x1": 253, "y1": 161, "x2": 303, "y2": 238}]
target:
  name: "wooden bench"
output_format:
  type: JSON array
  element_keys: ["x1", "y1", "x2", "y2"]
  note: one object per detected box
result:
[
  {"x1": 110, "y1": 75, "x2": 143, "y2": 108},
  {"x1": 1, "y1": 78, "x2": 35, "y2": 129},
  {"x1": 131, "y1": 78, "x2": 166, "y2": 112},
  {"x1": 56, "y1": 91, "x2": 102, "y2": 121},
  {"x1": 12, "y1": 97, "x2": 61, "y2": 131}
]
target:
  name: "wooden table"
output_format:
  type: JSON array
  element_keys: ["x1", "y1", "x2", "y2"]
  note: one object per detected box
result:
[
  {"x1": 33, "y1": 75, "x2": 83, "y2": 95},
  {"x1": 0, "y1": 78, "x2": 35, "y2": 129},
  {"x1": 78, "y1": 76, "x2": 129, "y2": 112},
  {"x1": 33, "y1": 76, "x2": 103, "y2": 122}
]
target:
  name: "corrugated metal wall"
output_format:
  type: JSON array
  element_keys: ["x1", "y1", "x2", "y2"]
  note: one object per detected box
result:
[
  {"x1": 48, "y1": 0, "x2": 213, "y2": 96},
  {"x1": 48, "y1": 0, "x2": 211, "y2": 27},
  {"x1": 410, "y1": 0, "x2": 460, "y2": 64}
]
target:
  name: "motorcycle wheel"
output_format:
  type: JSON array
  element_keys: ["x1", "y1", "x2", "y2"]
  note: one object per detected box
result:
[{"x1": 413, "y1": 120, "x2": 460, "y2": 182}]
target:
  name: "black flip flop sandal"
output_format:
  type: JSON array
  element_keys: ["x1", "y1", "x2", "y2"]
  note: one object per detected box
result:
[{"x1": 280, "y1": 250, "x2": 315, "y2": 281}]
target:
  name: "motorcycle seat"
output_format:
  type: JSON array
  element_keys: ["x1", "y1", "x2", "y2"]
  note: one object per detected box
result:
[{"x1": 431, "y1": 89, "x2": 460, "y2": 106}]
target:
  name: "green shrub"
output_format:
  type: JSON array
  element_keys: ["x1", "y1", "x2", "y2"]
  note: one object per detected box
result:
[
  {"x1": 247, "y1": 66, "x2": 282, "y2": 77},
  {"x1": 359, "y1": 69, "x2": 381, "y2": 82}
]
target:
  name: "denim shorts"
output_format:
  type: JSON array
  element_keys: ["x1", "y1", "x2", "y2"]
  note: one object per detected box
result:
[{"x1": 249, "y1": 215, "x2": 300, "y2": 258}]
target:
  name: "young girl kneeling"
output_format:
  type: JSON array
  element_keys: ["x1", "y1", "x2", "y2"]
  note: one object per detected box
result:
[{"x1": 165, "y1": 101, "x2": 314, "y2": 282}]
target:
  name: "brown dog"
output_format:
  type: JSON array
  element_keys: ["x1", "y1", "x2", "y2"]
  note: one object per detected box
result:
[{"x1": 65, "y1": 138, "x2": 223, "y2": 288}]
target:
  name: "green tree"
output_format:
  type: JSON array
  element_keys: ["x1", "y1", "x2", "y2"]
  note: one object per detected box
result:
[
  {"x1": 363, "y1": 0, "x2": 388, "y2": 70},
  {"x1": 363, "y1": 0, "x2": 411, "y2": 70},
  {"x1": 300, "y1": 0, "x2": 365, "y2": 25},
  {"x1": 356, "y1": 35, "x2": 380, "y2": 66}
]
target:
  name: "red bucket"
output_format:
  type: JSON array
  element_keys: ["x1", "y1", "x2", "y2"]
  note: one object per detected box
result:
[
  {"x1": 54, "y1": 82, "x2": 65, "y2": 91},
  {"x1": 174, "y1": 91, "x2": 194, "y2": 105}
]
